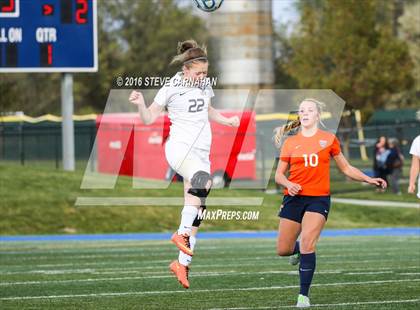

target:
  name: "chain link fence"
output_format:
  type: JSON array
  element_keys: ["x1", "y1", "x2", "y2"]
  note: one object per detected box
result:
[{"x1": 0, "y1": 117, "x2": 418, "y2": 182}]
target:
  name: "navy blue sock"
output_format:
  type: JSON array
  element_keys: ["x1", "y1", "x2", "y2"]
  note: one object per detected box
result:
[
  {"x1": 293, "y1": 241, "x2": 300, "y2": 255},
  {"x1": 299, "y1": 252, "x2": 316, "y2": 296}
]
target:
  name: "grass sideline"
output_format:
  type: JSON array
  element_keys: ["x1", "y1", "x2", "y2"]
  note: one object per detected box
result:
[
  {"x1": 0, "y1": 235, "x2": 419, "y2": 309},
  {"x1": 0, "y1": 164, "x2": 418, "y2": 235}
]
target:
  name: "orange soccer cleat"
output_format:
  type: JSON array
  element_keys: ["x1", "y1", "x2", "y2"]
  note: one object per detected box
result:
[
  {"x1": 169, "y1": 260, "x2": 190, "y2": 289},
  {"x1": 171, "y1": 232, "x2": 194, "y2": 256}
]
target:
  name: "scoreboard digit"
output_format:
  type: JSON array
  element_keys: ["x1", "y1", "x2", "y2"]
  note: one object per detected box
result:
[{"x1": 0, "y1": 0, "x2": 97, "y2": 72}]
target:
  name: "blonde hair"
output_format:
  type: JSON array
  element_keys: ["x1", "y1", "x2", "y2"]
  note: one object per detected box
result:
[
  {"x1": 273, "y1": 98, "x2": 327, "y2": 148},
  {"x1": 170, "y1": 39, "x2": 208, "y2": 67}
]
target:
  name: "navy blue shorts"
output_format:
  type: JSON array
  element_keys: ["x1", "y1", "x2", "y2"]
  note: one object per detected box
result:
[{"x1": 278, "y1": 195, "x2": 331, "y2": 223}]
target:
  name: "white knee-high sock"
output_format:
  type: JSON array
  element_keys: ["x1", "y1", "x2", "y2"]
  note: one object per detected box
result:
[
  {"x1": 179, "y1": 235, "x2": 196, "y2": 266},
  {"x1": 178, "y1": 206, "x2": 199, "y2": 235}
]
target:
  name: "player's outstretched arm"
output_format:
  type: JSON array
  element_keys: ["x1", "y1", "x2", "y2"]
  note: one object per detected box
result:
[
  {"x1": 208, "y1": 105, "x2": 240, "y2": 127},
  {"x1": 408, "y1": 155, "x2": 419, "y2": 194},
  {"x1": 333, "y1": 152, "x2": 387, "y2": 189},
  {"x1": 129, "y1": 90, "x2": 164, "y2": 125}
]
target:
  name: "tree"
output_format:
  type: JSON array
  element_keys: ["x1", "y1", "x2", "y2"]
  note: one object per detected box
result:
[
  {"x1": 0, "y1": 73, "x2": 61, "y2": 115},
  {"x1": 287, "y1": 0, "x2": 414, "y2": 113},
  {"x1": 0, "y1": 0, "x2": 208, "y2": 115},
  {"x1": 73, "y1": 1, "x2": 125, "y2": 113},
  {"x1": 397, "y1": 0, "x2": 420, "y2": 106},
  {"x1": 106, "y1": 0, "x2": 209, "y2": 80},
  {"x1": 273, "y1": 24, "x2": 298, "y2": 89},
  {"x1": 286, "y1": 0, "x2": 414, "y2": 157}
]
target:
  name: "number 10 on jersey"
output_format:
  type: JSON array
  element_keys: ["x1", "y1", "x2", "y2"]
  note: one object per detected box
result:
[{"x1": 303, "y1": 153, "x2": 318, "y2": 167}]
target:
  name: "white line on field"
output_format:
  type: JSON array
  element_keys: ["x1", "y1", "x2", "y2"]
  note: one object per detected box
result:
[
  {"x1": 1, "y1": 235, "x2": 417, "y2": 250},
  {"x1": 345, "y1": 271, "x2": 394, "y2": 275},
  {"x1": 1, "y1": 237, "x2": 418, "y2": 257},
  {"x1": 93, "y1": 265, "x2": 414, "y2": 276},
  {"x1": 0, "y1": 270, "x2": 345, "y2": 286},
  {"x1": 1, "y1": 258, "x2": 419, "y2": 275},
  {"x1": 55, "y1": 265, "x2": 420, "y2": 277},
  {"x1": 75, "y1": 197, "x2": 264, "y2": 206},
  {"x1": 0, "y1": 279, "x2": 419, "y2": 301},
  {"x1": 331, "y1": 198, "x2": 419, "y2": 208},
  {"x1": 1, "y1": 250, "x2": 418, "y2": 270},
  {"x1": 2, "y1": 245, "x2": 416, "y2": 263},
  {"x1": 2, "y1": 268, "x2": 416, "y2": 286},
  {"x1": 210, "y1": 298, "x2": 420, "y2": 309}
]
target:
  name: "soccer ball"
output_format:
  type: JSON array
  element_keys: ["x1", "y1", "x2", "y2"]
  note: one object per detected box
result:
[{"x1": 193, "y1": 0, "x2": 224, "y2": 12}]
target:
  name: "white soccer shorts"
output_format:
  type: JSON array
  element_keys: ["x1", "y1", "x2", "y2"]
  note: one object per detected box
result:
[{"x1": 165, "y1": 139, "x2": 210, "y2": 182}]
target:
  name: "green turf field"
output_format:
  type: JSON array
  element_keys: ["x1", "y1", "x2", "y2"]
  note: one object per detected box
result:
[
  {"x1": 1, "y1": 235, "x2": 419, "y2": 309},
  {"x1": 0, "y1": 164, "x2": 418, "y2": 235}
]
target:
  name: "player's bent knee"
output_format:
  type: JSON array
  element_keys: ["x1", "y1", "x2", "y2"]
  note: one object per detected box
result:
[
  {"x1": 277, "y1": 248, "x2": 290, "y2": 256},
  {"x1": 277, "y1": 244, "x2": 294, "y2": 256},
  {"x1": 188, "y1": 171, "x2": 212, "y2": 199}
]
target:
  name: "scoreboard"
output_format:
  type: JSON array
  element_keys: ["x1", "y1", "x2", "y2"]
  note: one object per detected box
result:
[{"x1": 0, "y1": 0, "x2": 97, "y2": 72}]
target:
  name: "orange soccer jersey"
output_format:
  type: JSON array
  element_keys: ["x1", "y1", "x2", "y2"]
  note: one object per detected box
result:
[{"x1": 280, "y1": 129, "x2": 341, "y2": 196}]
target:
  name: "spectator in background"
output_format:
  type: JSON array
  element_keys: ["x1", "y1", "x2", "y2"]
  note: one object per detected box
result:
[
  {"x1": 408, "y1": 135, "x2": 420, "y2": 199},
  {"x1": 386, "y1": 138, "x2": 404, "y2": 195},
  {"x1": 373, "y1": 136, "x2": 390, "y2": 191}
]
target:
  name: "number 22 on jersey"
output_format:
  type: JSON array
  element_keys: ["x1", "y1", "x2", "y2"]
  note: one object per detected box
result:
[{"x1": 188, "y1": 99, "x2": 205, "y2": 113}]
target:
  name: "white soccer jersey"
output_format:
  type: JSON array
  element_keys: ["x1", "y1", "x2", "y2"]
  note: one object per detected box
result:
[
  {"x1": 154, "y1": 72, "x2": 214, "y2": 151},
  {"x1": 409, "y1": 135, "x2": 420, "y2": 198}
]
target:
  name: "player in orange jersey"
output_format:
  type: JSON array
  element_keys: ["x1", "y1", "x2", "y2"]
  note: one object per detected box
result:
[{"x1": 273, "y1": 99, "x2": 387, "y2": 308}]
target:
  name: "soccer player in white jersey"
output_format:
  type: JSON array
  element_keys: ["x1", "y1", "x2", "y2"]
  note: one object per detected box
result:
[
  {"x1": 129, "y1": 40, "x2": 239, "y2": 288},
  {"x1": 408, "y1": 135, "x2": 420, "y2": 198}
]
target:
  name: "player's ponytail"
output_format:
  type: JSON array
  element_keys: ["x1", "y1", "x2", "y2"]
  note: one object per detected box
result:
[
  {"x1": 170, "y1": 39, "x2": 208, "y2": 67},
  {"x1": 273, "y1": 119, "x2": 301, "y2": 149}
]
